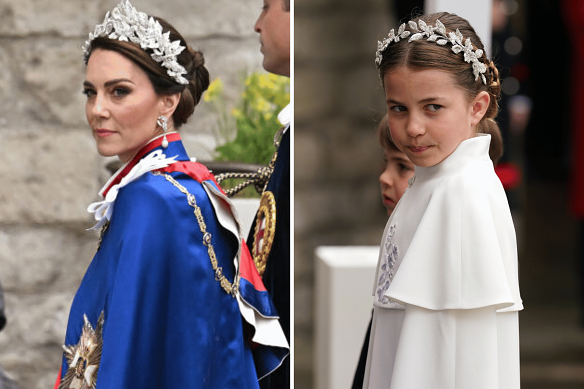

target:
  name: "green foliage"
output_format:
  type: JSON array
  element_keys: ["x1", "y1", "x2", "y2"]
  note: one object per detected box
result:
[{"x1": 207, "y1": 72, "x2": 290, "y2": 165}]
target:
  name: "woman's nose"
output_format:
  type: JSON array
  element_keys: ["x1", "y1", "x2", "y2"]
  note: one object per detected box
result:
[{"x1": 90, "y1": 94, "x2": 108, "y2": 118}]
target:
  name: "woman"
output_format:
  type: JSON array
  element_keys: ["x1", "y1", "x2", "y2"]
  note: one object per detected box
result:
[{"x1": 55, "y1": 2, "x2": 287, "y2": 388}]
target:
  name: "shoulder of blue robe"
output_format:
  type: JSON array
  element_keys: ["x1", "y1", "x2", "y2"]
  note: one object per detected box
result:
[
  {"x1": 70, "y1": 173, "x2": 260, "y2": 388},
  {"x1": 386, "y1": 159, "x2": 523, "y2": 311},
  {"x1": 152, "y1": 163, "x2": 289, "y2": 380}
]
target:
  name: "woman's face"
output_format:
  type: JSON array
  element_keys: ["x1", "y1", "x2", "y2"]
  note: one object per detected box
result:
[
  {"x1": 84, "y1": 49, "x2": 167, "y2": 162},
  {"x1": 384, "y1": 67, "x2": 487, "y2": 167}
]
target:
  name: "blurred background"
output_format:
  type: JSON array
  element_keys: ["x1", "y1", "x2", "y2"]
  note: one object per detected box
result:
[
  {"x1": 295, "y1": 0, "x2": 584, "y2": 388},
  {"x1": 0, "y1": 1, "x2": 290, "y2": 388}
]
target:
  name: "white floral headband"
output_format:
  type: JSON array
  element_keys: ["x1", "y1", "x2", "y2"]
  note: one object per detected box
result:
[
  {"x1": 83, "y1": 0, "x2": 189, "y2": 85},
  {"x1": 375, "y1": 19, "x2": 487, "y2": 85}
]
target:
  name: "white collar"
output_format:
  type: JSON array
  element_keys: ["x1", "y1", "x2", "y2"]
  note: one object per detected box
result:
[
  {"x1": 277, "y1": 103, "x2": 291, "y2": 132},
  {"x1": 413, "y1": 134, "x2": 491, "y2": 182},
  {"x1": 87, "y1": 150, "x2": 177, "y2": 230}
]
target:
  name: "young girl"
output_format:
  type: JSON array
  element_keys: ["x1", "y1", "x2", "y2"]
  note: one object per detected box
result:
[{"x1": 364, "y1": 12, "x2": 522, "y2": 389}]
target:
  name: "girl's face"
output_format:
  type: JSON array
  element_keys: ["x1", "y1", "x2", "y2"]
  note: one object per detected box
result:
[
  {"x1": 379, "y1": 147, "x2": 415, "y2": 217},
  {"x1": 84, "y1": 49, "x2": 171, "y2": 163},
  {"x1": 384, "y1": 67, "x2": 488, "y2": 167}
]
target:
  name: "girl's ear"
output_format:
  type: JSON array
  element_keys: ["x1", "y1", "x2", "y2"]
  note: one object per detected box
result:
[
  {"x1": 159, "y1": 92, "x2": 181, "y2": 117},
  {"x1": 470, "y1": 91, "x2": 490, "y2": 126}
]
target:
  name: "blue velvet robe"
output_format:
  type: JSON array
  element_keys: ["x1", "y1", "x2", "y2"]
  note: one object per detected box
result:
[{"x1": 58, "y1": 135, "x2": 276, "y2": 388}]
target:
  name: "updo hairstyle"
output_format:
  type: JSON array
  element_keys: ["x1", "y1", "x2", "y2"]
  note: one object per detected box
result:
[
  {"x1": 378, "y1": 12, "x2": 502, "y2": 137},
  {"x1": 85, "y1": 16, "x2": 209, "y2": 128}
]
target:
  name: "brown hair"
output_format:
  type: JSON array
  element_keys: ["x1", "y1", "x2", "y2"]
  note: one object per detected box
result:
[
  {"x1": 85, "y1": 16, "x2": 209, "y2": 128},
  {"x1": 377, "y1": 12, "x2": 502, "y2": 137},
  {"x1": 377, "y1": 114, "x2": 400, "y2": 152},
  {"x1": 481, "y1": 118, "x2": 503, "y2": 165}
]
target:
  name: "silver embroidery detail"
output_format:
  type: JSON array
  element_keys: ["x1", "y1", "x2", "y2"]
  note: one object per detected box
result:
[{"x1": 377, "y1": 223, "x2": 398, "y2": 304}]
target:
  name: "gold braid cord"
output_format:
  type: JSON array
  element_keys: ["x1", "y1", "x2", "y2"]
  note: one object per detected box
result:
[
  {"x1": 215, "y1": 126, "x2": 285, "y2": 198},
  {"x1": 153, "y1": 172, "x2": 239, "y2": 296},
  {"x1": 215, "y1": 163, "x2": 275, "y2": 197}
]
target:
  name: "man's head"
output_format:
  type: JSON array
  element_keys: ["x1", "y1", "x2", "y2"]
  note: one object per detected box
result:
[{"x1": 254, "y1": 0, "x2": 290, "y2": 77}]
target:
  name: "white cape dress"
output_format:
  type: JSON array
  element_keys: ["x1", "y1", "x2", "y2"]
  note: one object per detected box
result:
[{"x1": 363, "y1": 134, "x2": 523, "y2": 389}]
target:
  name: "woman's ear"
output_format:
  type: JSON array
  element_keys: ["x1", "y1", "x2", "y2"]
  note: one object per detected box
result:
[
  {"x1": 159, "y1": 92, "x2": 181, "y2": 117},
  {"x1": 470, "y1": 91, "x2": 490, "y2": 126}
]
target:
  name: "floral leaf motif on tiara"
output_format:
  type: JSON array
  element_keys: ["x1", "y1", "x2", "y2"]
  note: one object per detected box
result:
[
  {"x1": 463, "y1": 38, "x2": 473, "y2": 62},
  {"x1": 397, "y1": 23, "x2": 405, "y2": 37},
  {"x1": 375, "y1": 19, "x2": 488, "y2": 85},
  {"x1": 409, "y1": 33, "x2": 423, "y2": 41},
  {"x1": 82, "y1": 0, "x2": 189, "y2": 85},
  {"x1": 451, "y1": 44, "x2": 463, "y2": 54},
  {"x1": 456, "y1": 29, "x2": 465, "y2": 42},
  {"x1": 435, "y1": 20, "x2": 447, "y2": 34},
  {"x1": 375, "y1": 24, "x2": 412, "y2": 65}
]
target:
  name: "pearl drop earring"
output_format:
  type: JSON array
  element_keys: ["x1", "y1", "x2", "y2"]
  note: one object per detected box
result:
[{"x1": 157, "y1": 116, "x2": 168, "y2": 148}]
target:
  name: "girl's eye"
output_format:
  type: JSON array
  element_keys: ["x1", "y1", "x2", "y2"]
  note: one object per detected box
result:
[
  {"x1": 113, "y1": 87, "x2": 130, "y2": 97},
  {"x1": 390, "y1": 105, "x2": 407, "y2": 113},
  {"x1": 399, "y1": 163, "x2": 413, "y2": 172},
  {"x1": 427, "y1": 104, "x2": 442, "y2": 112}
]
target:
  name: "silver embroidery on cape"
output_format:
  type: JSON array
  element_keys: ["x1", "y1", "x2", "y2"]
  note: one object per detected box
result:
[{"x1": 377, "y1": 223, "x2": 398, "y2": 304}]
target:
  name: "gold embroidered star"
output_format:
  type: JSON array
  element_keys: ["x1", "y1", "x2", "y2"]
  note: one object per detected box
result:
[{"x1": 60, "y1": 312, "x2": 104, "y2": 389}]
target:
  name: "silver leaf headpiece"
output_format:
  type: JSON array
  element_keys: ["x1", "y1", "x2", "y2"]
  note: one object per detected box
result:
[
  {"x1": 83, "y1": 0, "x2": 189, "y2": 85},
  {"x1": 375, "y1": 19, "x2": 487, "y2": 85}
]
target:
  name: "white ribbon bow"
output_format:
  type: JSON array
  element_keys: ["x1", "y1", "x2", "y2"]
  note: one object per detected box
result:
[{"x1": 87, "y1": 150, "x2": 178, "y2": 230}]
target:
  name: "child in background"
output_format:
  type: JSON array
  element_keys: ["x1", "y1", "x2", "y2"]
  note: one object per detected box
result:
[
  {"x1": 364, "y1": 12, "x2": 522, "y2": 389},
  {"x1": 352, "y1": 115, "x2": 415, "y2": 389},
  {"x1": 378, "y1": 115, "x2": 416, "y2": 217}
]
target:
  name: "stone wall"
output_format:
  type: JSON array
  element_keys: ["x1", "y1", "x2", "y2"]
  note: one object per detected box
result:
[
  {"x1": 294, "y1": 0, "x2": 396, "y2": 387},
  {"x1": 0, "y1": 1, "x2": 264, "y2": 388}
]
